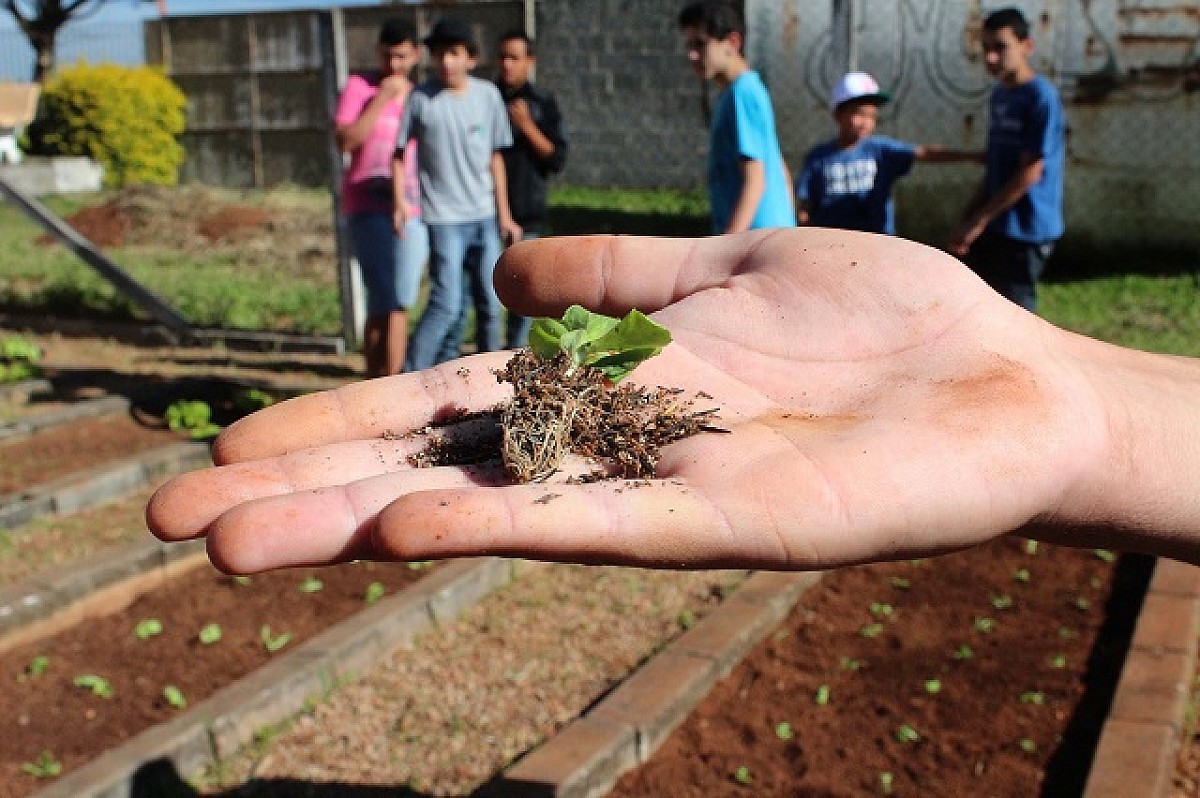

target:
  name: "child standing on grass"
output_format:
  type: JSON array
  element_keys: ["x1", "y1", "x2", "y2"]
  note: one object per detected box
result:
[
  {"x1": 393, "y1": 17, "x2": 520, "y2": 371},
  {"x1": 334, "y1": 19, "x2": 426, "y2": 378},
  {"x1": 797, "y1": 71, "x2": 982, "y2": 236}
]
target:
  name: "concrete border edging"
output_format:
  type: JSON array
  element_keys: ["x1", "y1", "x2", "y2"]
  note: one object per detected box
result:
[
  {"x1": 482, "y1": 570, "x2": 822, "y2": 798},
  {"x1": 0, "y1": 393, "x2": 130, "y2": 444},
  {"x1": 32, "y1": 556, "x2": 530, "y2": 798},
  {"x1": 1084, "y1": 558, "x2": 1200, "y2": 797},
  {"x1": 0, "y1": 440, "x2": 211, "y2": 530}
]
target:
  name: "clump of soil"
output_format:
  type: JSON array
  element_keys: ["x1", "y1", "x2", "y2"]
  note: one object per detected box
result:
[
  {"x1": 196, "y1": 206, "x2": 275, "y2": 242},
  {"x1": 407, "y1": 351, "x2": 719, "y2": 483},
  {"x1": 38, "y1": 202, "x2": 133, "y2": 248}
]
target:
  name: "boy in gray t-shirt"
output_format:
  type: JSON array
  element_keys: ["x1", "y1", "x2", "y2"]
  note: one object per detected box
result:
[{"x1": 393, "y1": 17, "x2": 519, "y2": 371}]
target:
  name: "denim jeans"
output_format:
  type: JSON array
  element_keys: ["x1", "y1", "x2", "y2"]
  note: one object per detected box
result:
[
  {"x1": 348, "y1": 212, "x2": 429, "y2": 314},
  {"x1": 504, "y1": 230, "x2": 540, "y2": 348},
  {"x1": 405, "y1": 218, "x2": 503, "y2": 371},
  {"x1": 965, "y1": 231, "x2": 1055, "y2": 313}
]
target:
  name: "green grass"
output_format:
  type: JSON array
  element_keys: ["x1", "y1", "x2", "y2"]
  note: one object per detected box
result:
[{"x1": 1, "y1": 185, "x2": 1197, "y2": 356}]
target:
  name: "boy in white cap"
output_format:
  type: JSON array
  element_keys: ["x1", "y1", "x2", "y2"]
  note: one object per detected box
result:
[{"x1": 797, "y1": 71, "x2": 979, "y2": 235}]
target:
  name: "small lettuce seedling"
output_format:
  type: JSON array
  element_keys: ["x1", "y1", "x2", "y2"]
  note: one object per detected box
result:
[
  {"x1": 198, "y1": 623, "x2": 222, "y2": 644},
  {"x1": 74, "y1": 674, "x2": 113, "y2": 698},
  {"x1": 20, "y1": 750, "x2": 61, "y2": 779},
  {"x1": 528, "y1": 305, "x2": 671, "y2": 382},
  {"x1": 163, "y1": 685, "x2": 187, "y2": 709}
]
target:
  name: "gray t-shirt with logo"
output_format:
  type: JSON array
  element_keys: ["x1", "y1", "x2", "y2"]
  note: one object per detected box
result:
[{"x1": 397, "y1": 76, "x2": 513, "y2": 224}]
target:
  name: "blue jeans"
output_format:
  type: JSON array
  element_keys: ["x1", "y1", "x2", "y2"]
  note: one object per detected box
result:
[
  {"x1": 504, "y1": 230, "x2": 540, "y2": 348},
  {"x1": 347, "y1": 212, "x2": 428, "y2": 314},
  {"x1": 405, "y1": 218, "x2": 503, "y2": 371},
  {"x1": 965, "y1": 231, "x2": 1054, "y2": 313}
]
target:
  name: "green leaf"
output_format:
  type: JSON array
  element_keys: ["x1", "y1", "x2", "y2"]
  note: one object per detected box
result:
[
  {"x1": 814, "y1": 684, "x2": 831, "y2": 705},
  {"x1": 364, "y1": 582, "x2": 386, "y2": 604},
  {"x1": 260, "y1": 625, "x2": 292, "y2": 653},
  {"x1": 299, "y1": 576, "x2": 324, "y2": 593},
  {"x1": 733, "y1": 765, "x2": 752, "y2": 785},
  {"x1": 74, "y1": 674, "x2": 113, "y2": 698},
  {"x1": 134, "y1": 619, "x2": 163, "y2": 640},
  {"x1": 894, "y1": 723, "x2": 921, "y2": 744},
  {"x1": 924, "y1": 679, "x2": 942, "y2": 695},
  {"x1": 20, "y1": 751, "x2": 61, "y2": 779},
  {"x1": 774, "y1": 721, "x2": 794, "y2": 741},
  {"x1": 527, "y1": 306, "x2": 671, "y2": 383},
  {"x1": 528, "y1": 317, "x2": 568, "y2": 360},
  {"x1": 27, "y1": 655, "x2": 50, "y2": 677},
  {"x1": 163, "y1": 685, "x2": 187, "y2": 709},
  {"x1": 198, "y1": 623, "x2": 222, "y2": 644}
]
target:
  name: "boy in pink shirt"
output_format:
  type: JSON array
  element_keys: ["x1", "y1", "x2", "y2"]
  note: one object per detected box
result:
[{"x1": 334, "y1": 19, "x2": 427, "y2": 377}]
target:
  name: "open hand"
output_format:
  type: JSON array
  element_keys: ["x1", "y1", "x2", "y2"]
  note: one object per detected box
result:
[{"x1": 147, "y1": 230, "x2": 1113, "y2": 574}]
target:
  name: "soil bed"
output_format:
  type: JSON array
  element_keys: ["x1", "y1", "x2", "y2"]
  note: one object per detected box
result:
[
  {"x1": 611, "y1": 539, "x2": 1150, "y2": 797},
  {"x1": 1, "y1": 558, "x2": 434, "y2": 797}
]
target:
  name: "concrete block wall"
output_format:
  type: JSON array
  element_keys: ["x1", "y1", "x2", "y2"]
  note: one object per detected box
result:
[{"x1": 535, "y1": 0, "x2": 708, "y2": 190}]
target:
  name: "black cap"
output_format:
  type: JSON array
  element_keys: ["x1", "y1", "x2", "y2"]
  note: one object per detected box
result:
[{"x1": 424, "y1": 17, "x2": 476, "y2": 50}]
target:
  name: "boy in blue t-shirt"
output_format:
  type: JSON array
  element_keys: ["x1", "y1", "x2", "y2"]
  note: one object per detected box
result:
[
  {"x1": 798, "y1": 71, "x2": 979, "y2": 236},
  {"x1": 678, "y1": 1, "x2": 794, "y2": 234},
  {"x1": 949, "y1": 7, "x2": 1066, "y2": 312}
]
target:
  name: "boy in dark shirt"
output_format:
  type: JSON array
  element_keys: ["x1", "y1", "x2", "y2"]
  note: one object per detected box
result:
[{"x1": 495, "y1": 30, "x2": 568, "y2": 348}]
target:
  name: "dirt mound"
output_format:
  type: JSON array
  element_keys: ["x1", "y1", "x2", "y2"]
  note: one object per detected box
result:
[
  {"x1": 197, "y1": 206, "x2": 274, "y2": 242},
  {"x1": 39, "y1": 201, "x2": 133, "y2": 248}
]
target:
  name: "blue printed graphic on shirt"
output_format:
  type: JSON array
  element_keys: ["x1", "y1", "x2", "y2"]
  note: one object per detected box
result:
[
  {"x1": 798, "y1": 136, "x2": 916, "y2": 235},
  {"x1": 984, "y1": 75, "x2": 1065, "y2": 243}
]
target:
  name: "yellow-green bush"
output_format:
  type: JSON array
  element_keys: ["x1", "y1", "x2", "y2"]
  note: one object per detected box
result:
[{"x1": 28, "y1": 62, "x2": 186, "y2": 187}]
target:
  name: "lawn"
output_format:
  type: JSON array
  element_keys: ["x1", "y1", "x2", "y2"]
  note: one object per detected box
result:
[{"x1": 0, "y1": 184, "x2": 1196, "y2": 355}]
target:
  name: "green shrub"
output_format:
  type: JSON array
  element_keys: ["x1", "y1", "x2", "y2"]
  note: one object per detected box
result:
[{"x1": 28, "y1": 63, "x2": 186, "y2": 187}]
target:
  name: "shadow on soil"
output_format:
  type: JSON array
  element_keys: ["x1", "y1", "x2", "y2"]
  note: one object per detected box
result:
[
  {"x1": 128, "y1": 758, "x2": 550, "y2": 797},
  {"x1": 1040, "y1": 552, "x2": 1156, "y2": 797}
]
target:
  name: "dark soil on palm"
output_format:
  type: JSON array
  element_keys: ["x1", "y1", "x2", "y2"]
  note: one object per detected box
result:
[
  {"x1": 610, "y1": 540, "x2": 1152, "y2": 798},
  {"x1": 0, "y1": 559, "x2": 433, "y2": 798}
]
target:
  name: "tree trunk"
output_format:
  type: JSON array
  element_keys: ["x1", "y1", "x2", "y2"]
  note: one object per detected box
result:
[{"x1": 31, "y1": 31, "x2": 55, "y2": 83}]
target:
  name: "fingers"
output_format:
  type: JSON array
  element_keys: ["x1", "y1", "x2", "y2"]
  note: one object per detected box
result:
[
  {"x1": 211, "y1": 351, "x2": 513, "y2": 464},
  {"x1": 370, "y1": 480, "x2": 791, "y2": 569},
  {"x1": 147, "y1": 419, "x2": 498, "y2": 542},
  {"x1": 204, "y1": 464, "x2": 508, "y2": 574},
  {"x1": 494, "y1": 233, "x2": 764, "y2": 318}
]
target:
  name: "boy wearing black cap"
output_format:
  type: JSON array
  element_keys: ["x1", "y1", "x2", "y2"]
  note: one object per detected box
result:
[
  {"x1": 797, "y1": 72, "x2": 980, "y2": 235},
  {"x1": 393, "y1": 17, "x2": 520, "y2": 371}
]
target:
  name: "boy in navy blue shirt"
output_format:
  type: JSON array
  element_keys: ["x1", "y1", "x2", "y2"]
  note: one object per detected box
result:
[
  {"x1": 798, "y1": 71, "x2": 979, "y2": 236},
  {"x1": 949, "y1": 7, "x2": 1066, "y2": 312}
]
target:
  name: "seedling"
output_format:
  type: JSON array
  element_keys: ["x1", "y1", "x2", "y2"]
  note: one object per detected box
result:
[
  {"x1": 134, "y1": 619, "x2": 163, "y2": 640},
  {"x1": 25, "y1": 655, "x2": 50, "y2": 678},
  {"x1": 1073, "y1": 596, "x2": 1091, "y2": 611},
  {"x1": 299, "y1": 576, "x2": 324, "y2": 593},
  {"x1": 1013, "y1": 568, "x2": 1031, "y2": 584},
  {"x1": 952, "y1": 644, "x2": 975, "y2": 661},
  {"x1": 1020, "y1": 690, "x2": 1046, "y2": 705},
  {"x1": 163, "y1": 685, "x2": 187, "y2": 709},
  {"x1": 860, "y1": 622, "x2": 884, "y2": 639},
  {"x1": 1023, "y1": 540, "x2": 1039, "y2": 555},
  {"x1": 973, "y1": 617, "x2": 996, "y2": 634},
  {"x1": 0, "y1": 337, "x2": 42, "y2": 384},
  {"x1": 1093, "y1": 549, "x2": 1116, "y2": 563},
  {"x1": 364, "y1": 582, "x2": 386, "y2": 604},
  {"x1": 233, "y1": 575, "x2": 252, "y2": 586},
  {"x1": 20, "y1": 750, "x2": 61, "y2": 779},
  {"x1": 924, "y1": 679, "x2": 942, "y2": 695},
  {"x1": 814, "y1": 684, "x2": 831, "y2": 705},
  {"x1": 733, "y1": 765, "x2": 753, "y2": 785},
  {"x1": 198, "y1": 623, "x2": 222, "y2": 644},
  {"x1": 165, "y1": 399, "x2": 222, "y2": 439},
  {"x1": 879, "y1": 771, "x2": 894, "y2": 795},
  {"x1": 260, "y1": 625, "x2": 292, "y2": 653},
  {"x1": 839, "y1": 656, "x2": 866, "y2": 672},
  {"x1": 888, "y1": 577, "x2": 911, "y2": 590},
  {"x1": 894, "y1": 723, "x2": 921, "y2": 744},
  {"x1": 406, "y1": 560, "x2": 434, "y2": 571},
  {"x1": 774, "y1": 721, "x2": 794, "y2": 741},
  {"x1": 529, "y1": 305, "x2": 671, "y2": 382},
  {"x1": 1019, "y1": 738, "x2": 1038, "y2": 754},
  {"x1": 677, "y1": 609, "x2": 696, "y2": 630},
  {"x1": 1050, "y1": 653, "x2": 1067, "y2": 669},
  {"x1": 74, "y1": 674, "x2": 113, "y2": 698},
  {"x1": 990, "y1": 594, "x2": 1013, "y2": 610},
  {"x1": 233, "y1": 387, "x2": 275, "y2": 414},
  {"x1": 869, "y1": 602, "x2": 894, "y2": 619}
]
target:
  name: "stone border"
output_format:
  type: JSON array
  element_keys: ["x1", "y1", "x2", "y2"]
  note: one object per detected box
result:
[
  {"x1": 0, "y1": 377, "x2": 51, "y2": 403},
  {"x1": 33, "y1": 556, "x2": 529, "y2": 798},
  {"x1": 1084, "y1": 558, "x2": 1200, "y2": 797},
  {"x1": 0, "y1": 393, "x2": 129, "y2": 443},
  {"x1": 0, "y1": 537, "x2": 206, "y2": 651},
  {"x1": 480, "y1": 570, "x2": 822, "y2": 798},
  {"x1": 0, "y1": 440, "x2": 211, "y2": 530}
]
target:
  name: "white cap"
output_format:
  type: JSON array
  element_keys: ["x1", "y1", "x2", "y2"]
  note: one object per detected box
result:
[{"x1": 829, "y1": 71, "x2": 891, "y2": 111}]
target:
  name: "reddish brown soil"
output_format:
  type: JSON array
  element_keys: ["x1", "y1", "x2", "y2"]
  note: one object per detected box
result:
[
  {"x1": 1, "y1": 559, "x2": 432, "y2": 797},
  {"x1": 197, "y1": 206, "x2": 274, "y2": 242},
  {"x1": 0, "y1": 413, "x2": 188, "y2": 495},
  {"x1": 611, "y1": 539, "x2": 1150, "y2": 798},
  {"x1": 37, "y1": 201, "x2": 133, "y2": 248}
]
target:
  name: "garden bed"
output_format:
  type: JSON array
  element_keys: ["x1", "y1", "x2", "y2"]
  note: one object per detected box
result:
[
  {"x1": 608, "y1": 539, "x2": 1150, "y2": 797},
  {"x1": 1, "y1": 557, "x2": 436, "y2": 797}
]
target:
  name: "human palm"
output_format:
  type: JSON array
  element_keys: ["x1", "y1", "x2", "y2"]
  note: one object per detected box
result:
[{"x1": 148, "y1": 229, "x2": 1103, "y2": 574}]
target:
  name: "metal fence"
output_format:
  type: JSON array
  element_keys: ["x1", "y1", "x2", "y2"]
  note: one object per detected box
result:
[
  {"x1": 748, "y1": 0, "x2": 1200, "y2": 255},
  {"x1": 144, "y1": 2, "x2": 529, "y2": 188}
]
